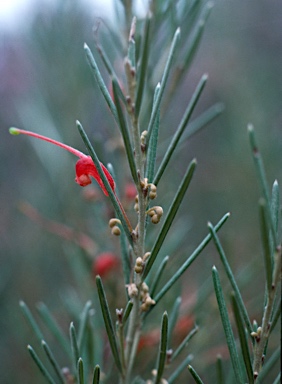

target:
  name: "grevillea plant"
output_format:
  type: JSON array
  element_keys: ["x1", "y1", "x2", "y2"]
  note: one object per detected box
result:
[{"x1": 10, "y1": 1, "x2": 281, "y2": 384}]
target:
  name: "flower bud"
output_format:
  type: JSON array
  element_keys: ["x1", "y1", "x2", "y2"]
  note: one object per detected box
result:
[{"x1": 111, "y1": 226, "x2": 121, "y2": 236}]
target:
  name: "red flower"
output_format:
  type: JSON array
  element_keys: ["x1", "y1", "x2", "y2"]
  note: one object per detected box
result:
[
  {"x1": 9, "y1": 128, "x2": 115, "y2": 195},
  {"x1": 92, "y1": 252, "x2": 120, "y2": 277}
]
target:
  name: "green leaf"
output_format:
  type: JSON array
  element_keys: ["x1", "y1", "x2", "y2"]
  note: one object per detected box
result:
[
  {"x1": 208, "y1": 222, "x2": 253, "y2": 339},
  {"x1": 27, "y1": 345, "x2": 56, "y2": 384},
  {"x1": 153, "y1": 74, "x2": 207, "y2": 186},
  {"x1": 143, "y1": 159, "x2": 196, "y2": 280},
  {"x1": 152, "y1": 213, "x2": 230, "y2": 306},
  {"x1": 259, "y1": 199, "x2": 273, "y2": 293},
  {"x1": 41, "y1": 340, "x2": 65, "y2": 384},
  {"x1": 150, "y1": 255, "x2": 170, "y2": 298},
  {"x1": 84, "y1": 43, "x2": 118, "y2": 123},
  {"x1": 256, "y1": 346, "x2": 281, "y2": 383},
  {"x1": 271, "y1": 180, "x2": 280, "y2": 236},
  {"x1": 230, "y1": 293, "x2": 254, "y2": 384},
  {"x1": 167, "y1": 297, "x2": 181, "y2": 348},
  {"x1": 96, "y1": 276, "x2": 123, "y2": 374},
  {"x1": 112, "y1": 78, "x2": 138, "y2": 185},
  {"x1": 146, "y1": 83, "x2": 161, "y2": 183},
  {"x1": 70, "y1": 322, "x2": 80, "y2": 368},
  {"x1": 248, "y1": 125, "x2": 277, "y2": 246},
  {"x1": 167, "y1": 354, "x2": 193, "y2": 383},
  {"x1": 171, "y1": 324, "x2": 199, "y2": 362},
  {"x1": 212, "y1": 266, "x2": 244, "y2": 384},
  {"x1": 183, "y1": 3, "x2": 213, "y2": 69},
  {"x1": 77, "y1": 121, "x2": 133, "y2": 245},
  {"x1": 94, "y1": 38, "x2": 127, "y2": 105},
  {"x1": 154, "y1": 312, "x2": 169, "y2": 384},
  {"x1": 270, "y1": 302, "x2": 281, "y2": 334},
  {"x1": 92, "y1": 365, "x2": 100, "y2": 384},
  {"x1": 20, "y1": 301, "x2": 44, "y2": 342},
  {"x1": 273, "y1": 373, "x2": 281, "y2": 384},
  {"x1": 188, "y1": 364, "x2": 205, "y2": 384},
  {"x1": 146, "y1": 27, "x2": 181, "y2": 144},
  {"x1": 135, "y1": 16, "x2": 151, "y2": 117},
  {"x1": 122, "y1": 300, "x2": 134, "y2": 325},
  {"x1": 78, "y1": 357, "x2": 85, "y2": 384},
  {"x1": 78, "y1": 301, "x2": 92, "y2": 350},
  {"x1": 216, "y1": 355, "x2": 224, "y2": 384},
  {"x1": 36, "y1": 302, "x2": 72, "y2": 359}
]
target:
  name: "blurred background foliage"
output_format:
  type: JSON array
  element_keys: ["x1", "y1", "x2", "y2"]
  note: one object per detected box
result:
[{"x1": 0, "y1": 0, "x2": 281, "y2": 382}]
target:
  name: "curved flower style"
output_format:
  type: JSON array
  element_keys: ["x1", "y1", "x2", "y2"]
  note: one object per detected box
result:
[{"x1": 9, "y1": 128, "x2": 115, "y2": 196}]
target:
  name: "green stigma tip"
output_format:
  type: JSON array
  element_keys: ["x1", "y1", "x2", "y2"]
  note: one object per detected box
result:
[{"x1": 9, "y1": 127, "x2": 20, "y2": 135}]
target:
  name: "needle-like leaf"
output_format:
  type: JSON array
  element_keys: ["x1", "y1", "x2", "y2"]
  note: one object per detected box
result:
[{"x1": 96, "y1": 276, "x2": 123, "y2": 374}]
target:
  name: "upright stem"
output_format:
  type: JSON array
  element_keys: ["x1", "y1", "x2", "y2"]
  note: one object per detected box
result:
[
  {"x1": 253, "y1": 245, "x2": 281, "y2": 380},
  {"x1": 123, "y1": 27, "x2": 148, "y2": 381}
]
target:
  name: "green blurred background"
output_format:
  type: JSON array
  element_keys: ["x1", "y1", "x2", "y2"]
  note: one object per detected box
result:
[{"x1": 0, "y1": 0, "x2": 281, "y2": 382}]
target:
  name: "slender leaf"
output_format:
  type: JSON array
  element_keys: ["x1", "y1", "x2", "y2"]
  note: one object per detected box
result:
[
  {"x1": 122, "y1": 300, "x2": 133, "y2": 325},
  {"x1": 70, "y1": 322, "x2": 80, "y2": 367},
  {"x1": 96, "y1": 276, "x2": 122, "y2": 374},
  {"x1": 188, "y1": 365, "x2": 205, "y2": 384},
  {"x1": 78, "y1": 358, "x2": 84, "y2": 384},
  {"x1": 270, "y1": 303, "x2": 281, "y2": 334},
  {"x1": 77, "y1": 301, "x2": 92, "y2": 350},
  {"x1": 146, "y1": 83, "x2": 161, "y2": 183},
  {"x1": 112, "y1": 78, "x2": 138, "y2": 184},
  {"x1": 27, "y1": 345, "x2": 56, "y2": 384},
  {"x1": 182, "y1": 2, "x2": 213, "y2": 72},
  {"x1": 146, "y1": 27, "x2": 181, "y2": 144},
  {"x1": 271, "y1": 180, "x2": 280, "y2": 235},
  {"x1": 94, "y1": 39, "x2": 127, "y2": 105},
  {"x1": 216, "y1": 355, "x2": 224, "y2": 384},
  {"x1": 150, "y1": 255, "x2": 170, "y2": 298},
  {"x1": 155, "y1": 312, "x2": 168, "y2": 384},
  {"x1": 259, "y1": 199, "x2": 273, "y2": 293},
  {"x1": 153, "y1": 74, "x2": 207, "y2": 186},
  {"x1": 256, "y1": 346, "x2": 281, "y2": 383},
  {"x1": 92, "y1": 365, "x2": 100, "y2": 384},
  {"x1": 248, "y1": 125, "x2": 276, "y2": 246},
  {"x1": 153, "y1": 213, "x2": 230, "y2": 305},
  {"x1": 230, "y1": 293, "x2": 254, "y2": 384},
  {"x1": 208, "y1": 222, "x2": 253, "y2": 338},
  {"x1": 20, "y1": 301, "x2": 44, "y2": 342},
  {"x1": 41, "y1": 340, "x2": 65, "y2": 384},
  {"x1": 172, "y1": 324, "x2": 199, "y2": 362},
  {"x1": 84, "y1": 43, "x2": 118, "y2": 123},
  {"x1": 273, "y1": 373, "x2": 281, "y2": 384},
  {"x1": 212, "y1": 266, "x2": 244, "y2": 384},
  {"x1": 159, "y1": 102, "x2": 224, "y2": 155},
  {"x1": 37, "y1": 302, "x2": 71, "y2": 359},
  {"x1": 77, "y1": 121, "x2": 133, "y2": 245},
  {"x1": 167, "y1": 297, "x2": 181, "y2": 347},
  {"x1": 120, "y1": 227, "x2": 131, "y2": 287},
  {"x1": 167, "y1": 354, "x2": 193, "y2": 383},
  {"x1": 135, "y1": 16, "x2": 151, "y2": 117},
  {"x1": 143, "y1": 159, "x2": 196, "y2": 280}
]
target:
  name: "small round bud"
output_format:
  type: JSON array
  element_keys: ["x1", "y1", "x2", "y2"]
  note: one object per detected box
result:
[
  {"x1": 111, "y1": 226, "x2": 121, "y2": 236},
  {"x1": 150, "y1": 184, "x2": 157, "y2": 193},
  {"x1": 149, "y1": 191, "x2": 157, "y2": 199},
  {"x1": 109, "y1": 218, "x2": 121, "y2": 228},
  {"x1": 151, "y1": 214, "x2": 159, "y2": 224},
  {"x1": 154, "y1": 206, "x2": 163, "y2": 216},
  {"x1": 134, "y1": 265, "x2": 143, "y2": 274},
  {"x1": 136, "y1": 257, "x2": 143, "y2": 267}
]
